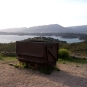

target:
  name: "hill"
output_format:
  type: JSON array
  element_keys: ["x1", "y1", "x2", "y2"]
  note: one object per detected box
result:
[
  {"x1": 0, "y1": 24, "x2": 66, "y2": 33},
  {"x1": 22, "y1": 24, "x2": 67, "y2": 33},
  {"x1": 66, "y1": 25, "x2": 87, "y2": 33},
  {"x1": 0, "y1": 24, "x2": 87, "y2": 33}
]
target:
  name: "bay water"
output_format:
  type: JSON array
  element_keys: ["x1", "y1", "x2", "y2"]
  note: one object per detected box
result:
[{"x1": 0, "y1": 35, "x2": 83, "y2": 43}]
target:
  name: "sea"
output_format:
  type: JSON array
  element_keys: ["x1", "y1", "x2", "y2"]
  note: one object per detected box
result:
[{"x1": 0, "y1": 35, "x2": 84, "y2": 43}]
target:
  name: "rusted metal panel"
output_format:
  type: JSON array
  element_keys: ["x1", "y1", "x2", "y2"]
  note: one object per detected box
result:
[
  {"x1": 16, "y1": 41, "x2": 59, "y2": 66},
  {"x1": 16, "y1": 42, "x2": 44, "y2": 57}
]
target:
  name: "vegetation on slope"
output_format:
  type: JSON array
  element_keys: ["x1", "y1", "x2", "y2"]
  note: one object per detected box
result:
[
  {"x1": 60, "y1": 41, "x2": 87, "y2": 56},
  {"x1": 58, "y1": 49, "x2": 87, "y2": 64},
  {"x1": 0, "y1": 37, "x2": 87, "y2": 57}
]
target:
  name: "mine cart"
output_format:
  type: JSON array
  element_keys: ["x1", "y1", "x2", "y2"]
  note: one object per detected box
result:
[{"x1": 16, "y1": 41, "x2": 59, "y2": 67}]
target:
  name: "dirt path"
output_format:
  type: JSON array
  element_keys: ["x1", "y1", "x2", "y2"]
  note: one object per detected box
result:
[{"x1": 0, "y1": 62, "x2": 87, "y2": 87}]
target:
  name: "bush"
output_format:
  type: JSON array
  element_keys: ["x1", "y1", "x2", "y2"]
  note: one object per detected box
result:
[
  {"x1": 1, "y1": 52, "x2": 16, "y2": 57},
  {"x1": 58, "y1": 49, "x2": 69, "y2": 59}
]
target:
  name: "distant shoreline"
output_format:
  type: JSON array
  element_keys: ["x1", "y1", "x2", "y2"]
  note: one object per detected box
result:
[{"x1": 0, "y1": 34, "x2": 84, "y2": 44}]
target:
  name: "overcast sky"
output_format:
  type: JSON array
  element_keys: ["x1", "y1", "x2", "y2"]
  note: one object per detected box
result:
[{"x1": 0, "y1": 0, "x2": 87, "y2": 29}]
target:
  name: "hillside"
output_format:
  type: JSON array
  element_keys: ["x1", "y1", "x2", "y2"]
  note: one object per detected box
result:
[
  {"x1": 0, "y1": 24, "x2": 66, "y2": 33},
  {"x1": 66, "y1": 25, "x2": 87, "y2": 33},
  {"x1": 23, "y1": 24, "x2": 66, "y2": 33},
  {"x1": 0, "y1": 37, "x2": 87, "y2": 57},
  {"x1": 0, "y1": 24, "x2": 87, "y2": 33}
]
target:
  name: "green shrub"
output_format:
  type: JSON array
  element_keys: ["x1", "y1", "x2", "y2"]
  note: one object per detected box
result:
[
  {"x1": 58, "y1": 49, "x2": 69, "y2": 59},
  {"x1": 14, "y1": 62, "x2": 29, "y2": 68},
  {"x1": 14, "y1": 65, "x2": 19, "y2": 68},
  {"x1": 1, "y1": 52, "x2": 16, "y2": 57}
]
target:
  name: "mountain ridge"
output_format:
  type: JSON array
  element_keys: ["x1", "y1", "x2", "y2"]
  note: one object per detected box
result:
[{"x1": 0, "y1": 24, "x2": 87, "y2": 33}]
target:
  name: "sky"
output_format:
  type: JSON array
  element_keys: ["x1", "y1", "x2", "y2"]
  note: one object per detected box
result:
[{"x1": 0, "y1": 0, "x2": 87, "y2": 29}]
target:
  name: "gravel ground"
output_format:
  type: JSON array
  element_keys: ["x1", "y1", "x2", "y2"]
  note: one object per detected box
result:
[{"x1": 0, "y1": 62, "x2": 87, "y2": 87}]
